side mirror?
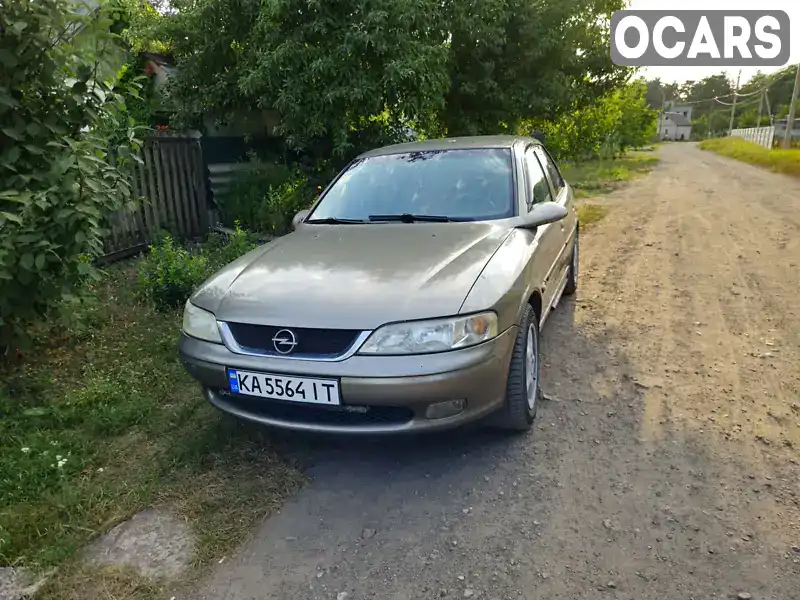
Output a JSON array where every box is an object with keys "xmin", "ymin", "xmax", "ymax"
[
  {"xmin": 292, "ymin": 209, "xmax": 310, "ymax": 230},
  {"xmin": 514, "ymin": 201, "xmax": 567, "ymax": 229}
]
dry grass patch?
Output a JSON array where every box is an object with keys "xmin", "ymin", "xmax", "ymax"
[{"xmin": 576, "ymin": 203, "xmax": 609, "ymax": 227}]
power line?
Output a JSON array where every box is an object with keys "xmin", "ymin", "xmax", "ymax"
[
  {"xmin": 713, "ymin": 95, "xmax": 763, "ymax": 107},
  {"xmin": 660, "ymin": 67, "xmax": 794, "ymax": 106}
]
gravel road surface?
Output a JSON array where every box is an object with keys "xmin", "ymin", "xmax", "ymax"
[{"xmin": 199, "ymin": 143, "xmax": 800, "ymax": 600}]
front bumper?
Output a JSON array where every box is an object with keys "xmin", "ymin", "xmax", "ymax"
[{"xmin": 179, "ymin": 327, "xmax": 516, "ymax": 434}]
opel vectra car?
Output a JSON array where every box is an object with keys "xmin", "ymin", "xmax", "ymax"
[{"xmin": 179, "ymin": 136, "xmax": 578, "ymax": 434}]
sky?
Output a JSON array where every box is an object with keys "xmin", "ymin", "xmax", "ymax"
[{"xmin": 626, "ymin": 0, "xmax": 800, "ymax": 84}]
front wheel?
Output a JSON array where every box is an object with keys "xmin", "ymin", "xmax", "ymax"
[
  {"xmin": 563, "ymin": 226, "xmax": 579, "ymax": 296},
  {"xmin": 495, "ymin": 304, "xmax": 540, "ymax": 431}
]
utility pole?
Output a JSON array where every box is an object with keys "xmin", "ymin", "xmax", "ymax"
[
  {"xmin": 707, "ymin": 99, "xmax": 714, "ymax": 138},
  {"xmin": 757, "ymin": 89, "xmax": 764, "ymax": 128},
  {"xmin": 729, "ymin": 69, "xmax": 741, "ymax": 134},
  {"xmin": 765, "ymin": 90, "xmax": 774, "ymax": 126},
  {"xmin": 782, "ymin": 62, "xmax": 800, "ymax": 149}
]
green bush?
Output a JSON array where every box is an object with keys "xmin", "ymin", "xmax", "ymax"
[
  {"xmin": 0, "ymin": 0, "xmax": 142, "ymax": 349},
  {"xmin": 138, "ymin": 227, "xmax": 264, "ymax": 310},
  {"xmin": 137, "ymin": 234, "xmax": 209, "ymax": 309},
  {"xmin": 523, "ymin": 81, "xmax": 656, "ymax": 162},
  {"xmin": 220, "ymin": 163, "xmax": 316, "ymax": 236},
  {"xmin": 203, "ymin": 222, "xmax": 259, "ymax": 270}
]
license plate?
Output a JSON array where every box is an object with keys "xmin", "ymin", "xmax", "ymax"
[{"xmin": 227, "ymin": 369, "xmax": 341, "ymax": 405}]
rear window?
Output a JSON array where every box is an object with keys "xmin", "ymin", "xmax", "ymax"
[{"xmin": 309, "ymin": 148, "xmax": 515, "ymax": 222}]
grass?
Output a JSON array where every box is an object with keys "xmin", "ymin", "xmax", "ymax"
[
  {"xmin": 560, "ymin": 149, "xmax": 660, "ymax": 228},
  {"xmin": 561, "ymin": 150, "xmax": 660, "ymax": 199},
  {"xmin": 0, "ymin": 263, "xmax": 306, "ymax": 598},
  {"xmin": 699, "ymin": 137, "xmax": 800, "ymax": 178},
  {"xmin": 36, "ymin": 565, "xmax": 163, "ymax": 600},
  {"xmin": 575, "ymin": 203, "xmax": 609, "ymax": 227}
]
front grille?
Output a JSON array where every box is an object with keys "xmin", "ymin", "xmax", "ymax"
[
  {"xmin": 225, "ymin": 322, "xmax": 360, "ymax": 357},
  {"xmin": 222, "ymin": 393, "xmax": 414, "ymax": 426}
]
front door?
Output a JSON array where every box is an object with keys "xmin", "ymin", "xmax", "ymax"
[
  {"xmin": 522, "ymin": 145, "xmax": 564, "ymax": 312},
  {"xmin": 534, "ymin": 145, "xmax": 577, "ymax": 286}
]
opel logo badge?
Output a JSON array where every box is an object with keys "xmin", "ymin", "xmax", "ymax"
[{"xmin": 271, "ymin": 329, "xmax": 298, "ymax": 355}]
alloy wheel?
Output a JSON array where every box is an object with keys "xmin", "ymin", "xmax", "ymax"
[{"xmin": 525, "ymin": 323, "xmax": 539, "ymax": 411}]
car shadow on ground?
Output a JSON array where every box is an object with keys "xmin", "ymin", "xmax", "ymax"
[{"xmin": 245, "ymin": 296, "xmax": 591, "ymax": 478}]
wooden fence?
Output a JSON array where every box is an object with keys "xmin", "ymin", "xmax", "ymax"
[{"xmin": 103, "ymin": 135, "xmax": 213, "ymax": 260}]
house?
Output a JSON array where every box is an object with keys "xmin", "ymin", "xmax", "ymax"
[
  {"xmin": 658, "ymin": 102, "xmax": 693, "ymax": 141},
  {"xmin": 660, "ymin": 111, "xmax": 692, "ymax": 141},
  {"xmin": 665, "ymin": 102, "xmax": 693, "ymax": 121}
]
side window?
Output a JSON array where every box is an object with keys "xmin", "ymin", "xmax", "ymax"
[
  {"xmin": 536, "ymin": 147, "xmax": 564, "ymax": 197},
  {"xmin": 524, "ymin": 148, "xmax": 552, "ymax": 211}
]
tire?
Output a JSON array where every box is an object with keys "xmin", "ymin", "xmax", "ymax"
[
  {"xmin": 495, "ymin": 304, "xmax": 540, "ymax": 431},
  {"xmin": 563, "ymin": 226, "xmax": 579, "ymax": 296}
]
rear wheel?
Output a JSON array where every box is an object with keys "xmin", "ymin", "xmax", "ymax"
[
  {"xmin": 564, "ymin": 226, "xmax": 579, "ymax": 296},
  {"xmin": 495, "ymin": 304, "xmax": 540, "ymax": 431}
]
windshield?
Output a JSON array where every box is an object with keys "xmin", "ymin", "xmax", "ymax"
[{"xmin": 308, "ymin": 148, "xmax": 515, "ymax": 222}]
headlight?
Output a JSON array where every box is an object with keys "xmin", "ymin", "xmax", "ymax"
[
  {"xmin": 359, "ymin": 312, "xmax": 498, "ymax": 355},
  {"xmin": 182, "ymin": 300, "xmax": 222, "ymax": 343}
]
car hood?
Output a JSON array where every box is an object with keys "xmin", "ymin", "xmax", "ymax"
[{"xmin": 191, "ymin": 223, "xmax": 512, "ymax": 330}]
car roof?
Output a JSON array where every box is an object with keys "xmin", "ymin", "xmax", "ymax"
[{"xmin": 357, "ymin": 135, "xmax": 538, "ymax": 158}]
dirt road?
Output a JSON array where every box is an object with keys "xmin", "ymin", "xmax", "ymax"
[{"xmin": 199, "ymin": 143, "xmax": 800, "ymax": 600}]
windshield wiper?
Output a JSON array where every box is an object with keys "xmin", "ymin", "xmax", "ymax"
[
  {"xmin": 368, "ymin": 213, "xmax": 451, "ymax": 223},
  {"xmin": 304, "ymin": 217, "xmax": 366, "ymax": 224}
]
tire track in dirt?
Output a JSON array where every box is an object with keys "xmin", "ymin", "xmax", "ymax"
[{"xmin": 565, "ymin": 144, "xmax": 800, "ymax": 593}]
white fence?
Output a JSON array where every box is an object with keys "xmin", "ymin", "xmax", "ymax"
[{"xmin": 730, "ymin": 126, "xmax": 775, "ymax": 149}]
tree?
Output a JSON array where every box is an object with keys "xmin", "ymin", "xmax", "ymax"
[
  {"xmin": 738, "ymin": 65, "xmax": 799, "ymax": 119},
  {"xmin": 615, "ymin": 80, "xmax": 657, "ymax": 152},
  {"xmin": 681, "ymin": 74, "xmax": 732, "ymax": 125},
  {"xmin": 645, "ymin": 78, "xmax": 681, "ymax": 109},
  {"xmin": 156, "ymin": 0, "xmax": 628, "ymax": 161},
  {"xmin": 0, "ymin": 0, "xmax": 142, "ymax": 347},
  {"xmin": 524, "ymin": 80, "xmax": 656, "ymax": 161},
  {"xmin": 441, "ymin": 0, "xmax": 629, "ymax": 135}
]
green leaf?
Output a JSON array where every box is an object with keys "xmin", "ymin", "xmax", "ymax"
[
  {"xmin": 35, "ymin": 254, "xmax": 45, "ymax": 269},
  {"xmin": 0, "ymin": 190, "xmax": 21, "ymax": 199},
  {"xmin": 23, "ymin": 407, "xmax": 48, "ymax": 417},
  {"xmin": 76, "ymin": 64, "xmax": 93, "ymax": 82},
  {"xmin": 3, "ymin": 145, "xmax": 21, "ymax": 165},
  {"xmin": 0, "ymin": 91, "xmax": 19, "ymax": 109},
  {"xmin": 0, "ymin": 49, "xmax": 18, "ymax": 69},
  {"xmin": 0, "ymin": 211, "xmax": 22, "ymax": 224},
  {"xmin": 1, "ymin": 126, "xmax": 23, "ymax": 141},
  {"xmin": 19, "ymin": 253, "xmax": 34, "ymax": 270},
  {"xmin": 14, "ymin": 233, "xmax": 41, "ymax": 243},
  {"xmin": 77, "ymin": 204, "xmax": 101, "ymax": 217},
  {"xmin": 55, "ymin": 208, "xmax": 74, "ymax": 221}
]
